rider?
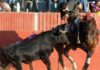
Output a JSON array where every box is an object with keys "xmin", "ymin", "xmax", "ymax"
[{"xmin": 59, "ymin": 2, "xmax": 82, "ymax": 50}]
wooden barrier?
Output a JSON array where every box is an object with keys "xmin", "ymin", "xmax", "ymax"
[
  {"xmin": 0, "ymin": 12, "xmax": 34, "ymax": 32},
  {"xmin": 0, "ymin": 12, "xmax": 100, "ymax": 70}
]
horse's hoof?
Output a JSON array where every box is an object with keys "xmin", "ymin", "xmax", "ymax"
[
  {"xmin": 72, "ymin": 66, "xmax": 77, "ymax": 70},
  {"xmin": 72, "ymin": 67, "xmax": 77, "ymax": 70},
  {"xmin": 64, "ymin": 67, "xmax": 67, "ymax": 70},
  {"xmin": 82, "ymin": 67, "xmax": 88, "ymax": 70},
  {"xmin": 0, "ymin": 67, "xmax": 3, "ymax": 70},
  {"xmin": 72, "ymin": 62, "xmax": 77, "ymax": 70}
]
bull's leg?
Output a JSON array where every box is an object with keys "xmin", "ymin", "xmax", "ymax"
[
  {"xmin": 58, "ymin": 50, "xmax": 67, "ymax": 70},
  {"xmin": 58, "ymin": 52, "xmax": 66, "ymax": 70},
  {"xmin": 29, "ymin": 62, "xmax": 33, "ymax": 70},
  {"xmin": 0, "ymin": 67, "xmax": 3, "ymax": 70},
  {"xmin": 41, "ymin": 57, "xmax": 51, "ymax": 70},
  {"xmin": 80, "ymin": 43, "xmax": 93, "ymax": 70},
  {"xmin": 0, "ymin": 61, "xmax": 11, "ymax": 70},
  {"xmin": 64, "ymin": 47, "xmax": 77, "ymax": 70},
  {"xmin": 55, "ymin": 45, "xmax": 67, "ymax": 70},
  {"xmin": 4, "ymin": 64, "xmax": 12, "ymax": 70},
  {"xmin": 12, "ymin": 61, "xmax": 22, "ymax": 70}
]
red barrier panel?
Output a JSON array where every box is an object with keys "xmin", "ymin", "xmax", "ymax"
[
  {"xmin": 0, "ymin": 12, "xmax": 34, "ymax": 32},
  {"xmin": 0, "ymin": 13, "xmax": 100, "ymax": 70}
]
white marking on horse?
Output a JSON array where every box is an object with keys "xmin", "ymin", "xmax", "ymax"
[
  {"xmin": 86, "ymin": 57, "xmax": 91, "ymax": 64},
  {"xmin": 64, "ymin": 66, "xmax": 67, "ymax": 70},
  {"xmin": 73, "ymin": 62, "xmax": 77, "ymax": 69},
  {"xmin": 68, "ymin": 56, "xmax": 74, "ymax": 61},
  {"xmin": 68, "ymin": 56, "xmax": 77, "ymax": 70}
]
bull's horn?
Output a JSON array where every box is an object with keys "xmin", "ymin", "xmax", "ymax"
[{"xmin": 59, "ymin": 30, "xmax": 67, "ymax": 33}]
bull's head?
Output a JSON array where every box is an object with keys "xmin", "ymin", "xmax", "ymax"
[{"xmin": 52, "ymin": 25, "xmax": 70, "ymax": 44}]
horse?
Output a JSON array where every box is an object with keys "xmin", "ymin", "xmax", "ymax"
[
  {"xmin": 78, "ymin": 13, "xmax": 99, "ymax": 70},
  {"xmin": 57, "ymin": 2, "xmax": 100, "ymax": 70},
  {"xmin": 55, "ymin": 12, "xmax": 99, "ymax": 70}
]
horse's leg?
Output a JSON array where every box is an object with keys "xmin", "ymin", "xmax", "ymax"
[
  {"xmin": 41, "ymin": 56, "xmax": 51, "ymax": 70},
  {"xmin": 64, "ymin": 47, "xmax": 77, "ymax": 70},
  {"xmin": 80, "ymin": 43, "xmax": 93, "ymax": 70}
]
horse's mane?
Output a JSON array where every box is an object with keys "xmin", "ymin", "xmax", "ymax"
[{"xmin": 82, "ymin": 15, "xmax": 97, "ymax": 28}]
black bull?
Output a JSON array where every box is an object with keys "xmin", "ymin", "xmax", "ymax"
[{"xmin": 0, "ymin": 24, "xmax": 69, "ymax": 70}]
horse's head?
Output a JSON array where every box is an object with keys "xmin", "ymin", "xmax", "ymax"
[
  {"xmin": 80, "ymin": 13, "xmax": 98, "ymax": 45},
  {"xmin": 82, "ymin": 13, "xmax": 96, "ymax": 32}
]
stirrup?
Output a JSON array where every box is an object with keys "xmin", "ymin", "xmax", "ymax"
[
  {"xmin": 77, "ymin": 36, "xmax": 80, "ymax": 44},
  {"xmin": 77, "ymin": 31, "xmax": 80, "ymax": 44}
]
